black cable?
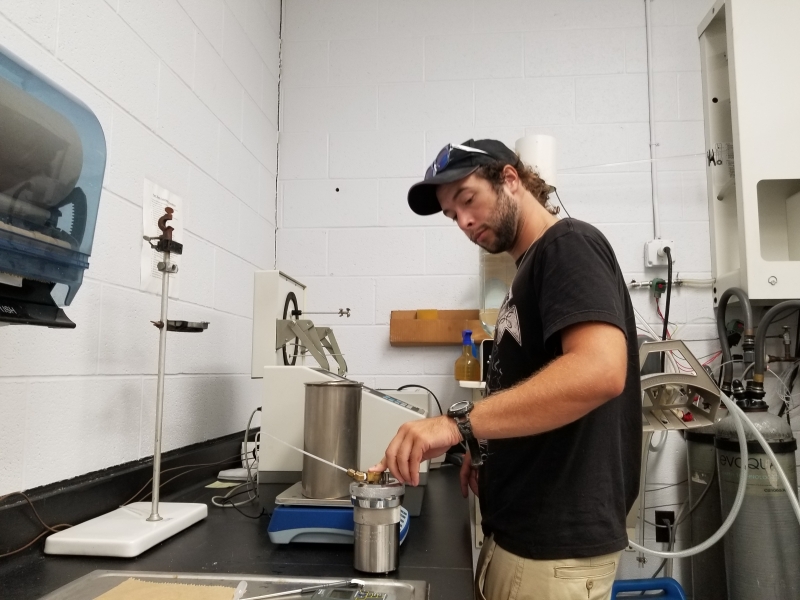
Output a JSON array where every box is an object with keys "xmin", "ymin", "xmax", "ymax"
[
  {"xmin": 397, "ymin": 384, "xmax": 444, "ymax": 415},
  {"xmin": 553, "ymin": 189, "xmax": 571, "ymax": 219},
  {"xmin": 660, "ymin": 247, "xmax": 673, "ymax": 372},
  {"xmin": 217, "ymin": 489, "xmax": 268, "ymax": 520},
  {"xmin": 795, "ymin": 311, "xmax": 800, "ymax": 358},
  {"xmin": 123, "ymin": 453, "xmax": 246, "ymax": 505},
  {"xmin": 648, "ymin": 517, "xmax": 677, "ymax": 582},
  {"xmin": 282, "ymin": 292, "xmax": 299, "ymax": 366}
]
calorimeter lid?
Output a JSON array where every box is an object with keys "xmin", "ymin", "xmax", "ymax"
[{"xmin": 350, "ymin": 480, "xmax": 405, "ymax": 500}]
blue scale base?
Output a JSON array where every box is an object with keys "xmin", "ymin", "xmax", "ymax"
[{"xmin": 267, "ymin": 505, "xmax": 409, "ymax": 545}]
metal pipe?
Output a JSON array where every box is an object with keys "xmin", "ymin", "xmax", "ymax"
[
  {"xmin": 754, "ymin": 301, "xmax": 800, "ymax": 388},
  {"xmin": 716, "ymin": 288, "xmax": 754, "ymax": 392},
  {"xmin": 147, "ymin": 250, "xmax": 170, "ymax": 522},
  {"xmin": 245, "ymin": 580, "xmax": 363, "ymax": 600},
  {"xmin": 644, "ymin": 0, "xmax": 660, "ymax": 239}
]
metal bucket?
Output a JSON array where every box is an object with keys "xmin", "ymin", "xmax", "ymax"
[{"xmin": 302, "ymin": 380, "xmax": 361, "ymax": 499}]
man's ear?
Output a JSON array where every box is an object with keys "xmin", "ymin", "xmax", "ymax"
[{"xmin": 502, "ymin": 164, "xmax": 521, "ymax": 193}]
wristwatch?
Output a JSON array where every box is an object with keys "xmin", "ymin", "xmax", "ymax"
[{"xmin": 447, "ymin": 400, "xmax": 484, "ymax": 467}]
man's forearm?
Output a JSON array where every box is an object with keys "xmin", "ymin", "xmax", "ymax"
[{"xmin": 470, "ymin": 351, "xmax": 624, "ymax": 440}]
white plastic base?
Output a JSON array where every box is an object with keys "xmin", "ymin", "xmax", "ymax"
[{"xmin": 43, "ymin": 502, "xmax": 207, "ymax": 557}]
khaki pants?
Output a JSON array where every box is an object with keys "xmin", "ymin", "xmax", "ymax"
[{"xmin": 475, "ymin": 535, "xmax": 621, "ymax": 600}]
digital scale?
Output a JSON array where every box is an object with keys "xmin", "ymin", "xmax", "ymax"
[{"xmin": 267, "ymin": 482, "xmax": 409, "ymax": 545}]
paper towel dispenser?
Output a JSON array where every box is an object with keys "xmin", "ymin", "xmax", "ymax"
[{"xmin": 0, "ymin": 46, "xmax": 106, "ymax": 327}]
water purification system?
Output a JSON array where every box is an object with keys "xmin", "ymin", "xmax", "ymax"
[{"xmin": 0, "ymin": 46, "xmax": 105, "ymax": 327}]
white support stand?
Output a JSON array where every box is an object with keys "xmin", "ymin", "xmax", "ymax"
[
  {"xmin": 42, "ymin": 502, "xmax": 207, "ymax": 558},
  {"xmin": 45, "ymin": 209, "xmax": 207, "ymax": 557}
]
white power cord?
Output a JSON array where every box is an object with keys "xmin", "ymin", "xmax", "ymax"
[
  {"xmin": 212, "ymin": 407, "xmax": 260, "ymax": 509},
  {"xmin": 629, "ymin": 391, "xmax": 800, "ymax": 559}
]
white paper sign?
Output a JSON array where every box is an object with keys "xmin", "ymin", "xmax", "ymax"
[{"xmin": 140, "ymin": 179, "xmax": 182, "ymax": 298}]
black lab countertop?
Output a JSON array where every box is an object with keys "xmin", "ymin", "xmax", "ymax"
[{"xmin": 0, "ymin": 466, "xmax": 474, "ymax": 600}]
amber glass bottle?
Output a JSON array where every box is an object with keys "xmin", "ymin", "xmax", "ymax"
[{"xmin": 454, "ymin": 330, "xmax": 480, "ymax": 381}]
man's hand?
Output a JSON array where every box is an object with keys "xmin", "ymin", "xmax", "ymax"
[
  {"xmin": 460, "ymin": 452, "xmax": 479, "ymax": 498},
  {"xmin": 370, "ymin": 416, "xmax": 462, "ymax": 486}
]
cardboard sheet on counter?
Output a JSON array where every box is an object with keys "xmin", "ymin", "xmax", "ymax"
[{"xmin": 94, "ymin": 578, "xmax": 233, "ymax": 600}]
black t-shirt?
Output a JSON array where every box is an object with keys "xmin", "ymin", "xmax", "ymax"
[{"xmin": 479, "ymin": 218, "xmax": 642, "ymax": 560}]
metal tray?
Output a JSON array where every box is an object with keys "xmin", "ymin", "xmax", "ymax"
[{"xmin": 38, "ymin": 570, "xmax": 428, "ymax": 600}]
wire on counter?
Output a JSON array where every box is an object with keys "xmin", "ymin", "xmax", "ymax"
[
  {"xmin": 211, "ymin": 407, "xmax": 261, "ymax": 511},
  {"xmin": 123, "ymin": 453, "xmax": 247, "ymax": 506},
  {"xmin": 0, "ymin": 491, "xmax": 72, "ymax": 559}
]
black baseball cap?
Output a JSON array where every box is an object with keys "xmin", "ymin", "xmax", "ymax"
[{"xmin": 407, "ymin": 139, "xmax": 518, "ymax": 216}]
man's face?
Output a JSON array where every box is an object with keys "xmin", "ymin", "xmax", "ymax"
[{"xmin": 436, "ymin": 173, "xmax": 519, "ymax": 254}]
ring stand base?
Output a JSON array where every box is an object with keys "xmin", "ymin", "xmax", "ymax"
[{"xmin": 43, "ymin": 502, "xmax": 207, "ymax": 558}]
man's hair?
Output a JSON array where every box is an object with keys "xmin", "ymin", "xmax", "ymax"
[{"xmin": 475, "ymin": 160, "xmax": 559, "ymax": 215}]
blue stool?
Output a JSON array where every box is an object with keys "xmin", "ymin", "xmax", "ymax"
[{"xmin": 611, "ymin": 577, "xmax": 687, "ymax": 599}]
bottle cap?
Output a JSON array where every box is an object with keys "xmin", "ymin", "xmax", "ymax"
[{"xmin": 462, "ymin": 330, "xmax": 473, "ymax": 346}]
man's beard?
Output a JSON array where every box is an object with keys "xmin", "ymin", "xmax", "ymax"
[{"xmin": 479, "ymin": 189, "xmax": 519, "ymax": 254}]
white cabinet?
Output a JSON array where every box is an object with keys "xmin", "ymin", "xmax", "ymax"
[{"xmin": 699, "ymin": 0, "xmax": 800, "ymax": 303}]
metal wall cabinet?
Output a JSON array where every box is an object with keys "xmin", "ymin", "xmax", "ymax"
[{"xmin": 699, "ymin": 0, "xmax": 800, "ymax": 304}]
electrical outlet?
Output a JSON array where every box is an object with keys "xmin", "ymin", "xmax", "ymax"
[
  {"xmin": 644, "ymin": 239, "xmax": 675, "ymax": 268},
  {"xmin": 654, "ymin": 510, "xmax": 675, "ymax": 543}
]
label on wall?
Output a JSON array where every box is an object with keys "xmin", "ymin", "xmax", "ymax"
[{"xmin": 140, "ymin": 178, "xmax": 183, "ymax": 298}]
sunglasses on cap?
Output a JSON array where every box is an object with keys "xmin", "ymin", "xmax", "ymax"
[{"xmin": 424, "ymin": 144, "xmax": 490, "ymax": 180}]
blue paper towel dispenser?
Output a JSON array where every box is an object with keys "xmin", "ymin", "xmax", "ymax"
[{"xmin": 0, "ymin": 46, "xmax": 106, "ymax": 328}]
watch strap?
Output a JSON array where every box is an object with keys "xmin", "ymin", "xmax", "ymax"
[{"xmin": 455, "ymin": 418, "xmax": 483, "ymax": 467}]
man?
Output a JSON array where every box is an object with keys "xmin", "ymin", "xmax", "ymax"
[{"xmin": 371, "ymin": 140, "xmax": 642, "ymax": 600}]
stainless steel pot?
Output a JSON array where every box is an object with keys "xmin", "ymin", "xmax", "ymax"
[{"xmin": 302, "ymin": 380, "xmax": 361, "ymax": 499}]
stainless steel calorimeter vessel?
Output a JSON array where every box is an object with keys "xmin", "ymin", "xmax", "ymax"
[
  {"xmin": 350, "ymin": 477, "xmax": 405, "ymax": 573},
  {"xmin": 302, "ymin": 380, "xmax": 361, "ymax": 499}
]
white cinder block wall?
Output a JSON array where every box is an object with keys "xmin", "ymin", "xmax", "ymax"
[
  {"xmin": 0, "ymin": 0, "xmax": 280, "ymax": 494},
  {"xmin": 274, "ymin": 0, "xmax": 740, "ymax": 591}
]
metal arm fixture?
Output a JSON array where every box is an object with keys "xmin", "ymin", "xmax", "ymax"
[
  {"xmin": 275, "ymin": 319, "xmax": 348, "ymax": 376},
  {"xmin": 639, "ymin": 339, "xmax": 721, "ymax": 432}
]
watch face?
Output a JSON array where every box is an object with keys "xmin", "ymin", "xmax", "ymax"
[{"xmin": 448, "ymin": 400, "xmax": 471, "ymax": 416}]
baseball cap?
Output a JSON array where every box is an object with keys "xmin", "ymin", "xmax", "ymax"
[{"xmin": 407, "ymin": 139, "xmax": 518, "ymax": 216}]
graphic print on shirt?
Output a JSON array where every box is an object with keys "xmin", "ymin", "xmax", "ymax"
[
  {"xmin": 487, "ymin": 288, "xmax": 521, "ymax": 394},
  {"xmin": 495, "ymin": 287, "xmax": 521, "ymax": 347}
]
